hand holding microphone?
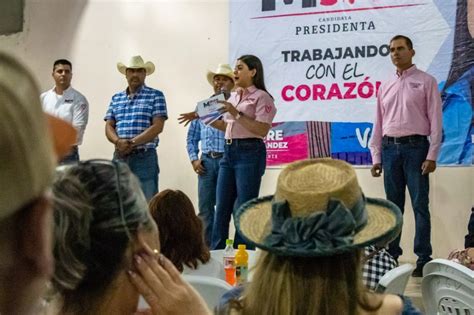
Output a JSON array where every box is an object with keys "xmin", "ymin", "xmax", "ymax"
[
  {"xmin": 219, "ymin": 86, "xmax": 231, "ymax": 100},
  {"xmin": 213, "ymin": 86, "xmax": 230, "ymax": 100}
]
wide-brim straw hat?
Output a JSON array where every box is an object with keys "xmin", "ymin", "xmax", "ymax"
[
  {"xmin": 206, "ymin": 64, "xmax": 234, "ymax": 86},
  {"xmin": 117, "ymin": 55, "xmax": 155, "ymax": 76},
  {"xmin": 235, "ymin": 158, "xmax": 403, "ymax": 256}
]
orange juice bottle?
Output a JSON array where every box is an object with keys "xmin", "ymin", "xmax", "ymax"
[
  {"xmin": 235, "ymin": 244, "xmax": 249, "ymax": 285},
  {"xmin": 223, "ymin": 239, "xmax": 236, "ymax": 285}
]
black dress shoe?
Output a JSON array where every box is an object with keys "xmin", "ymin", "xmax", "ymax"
[{"xmin": 412, "ymin": 265, "xmax": 424, "ymax": 277}]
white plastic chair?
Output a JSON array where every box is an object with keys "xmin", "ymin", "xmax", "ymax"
[
  {"xmin": 182, "ymin": 256, "xmax": 225, "ymax": 280},
  {"xmin": 422, "ymin": 259, "xmax": 474, "ymax": 315},
  {"xmin": 209, "ymin": 249, "xmax": 225, "ymax": 265},
  {"xmin": 374, "ymin": 263, "xmax": 414, "ymax": 295},
  {"xmin": 183, "ymin": 275, "xmax": 233, "ymax": 310},
  {"xmin": 136, "ymin": 264, "xmax": 229, "ymax": 311}
]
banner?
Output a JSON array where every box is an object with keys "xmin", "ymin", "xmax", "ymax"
[{"xmin": 230, "ymin": 0, "xmax": 473, "ymax": 166}]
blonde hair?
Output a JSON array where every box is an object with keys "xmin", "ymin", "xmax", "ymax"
[{"xmin": 229, "ymin": 250, "xmax": 382, "ymax": 315}]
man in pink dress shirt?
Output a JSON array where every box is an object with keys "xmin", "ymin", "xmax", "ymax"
[{"xmin": 369, "ymin": 35, "xmax": 442, "ymax": 277}]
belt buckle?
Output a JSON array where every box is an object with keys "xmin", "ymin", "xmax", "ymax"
[
  {"xmin": 394, "ymin": 137, "xmax": 402, "ymax": 144},
  {"xmin": 209, "ymin": 152, "xmax": 219, "ymax": 159},
  {"xmin": 226, "ymin": 139, "xmax": 232, "ymax": 145}
]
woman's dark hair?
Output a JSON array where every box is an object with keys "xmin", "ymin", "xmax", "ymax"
[
  {"xmin": 238, "ymin": 54, "xmax": 274, "ymax": 99},
  {"xmin": 51, "ymin": 161, "xmax": 152, "ymax": 314},
  {"xmin": 149, "ymin": 189, "xmax": 210, "ymax": 272}
]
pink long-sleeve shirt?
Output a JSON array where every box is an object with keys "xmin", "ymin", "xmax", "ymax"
[
  {"xmin": 224, "ymin": 85, "xmax": 276, "ymax": 139},
  {"xmin": 369, "ymin": 65, "xmax": 442, "ymax": 164}
]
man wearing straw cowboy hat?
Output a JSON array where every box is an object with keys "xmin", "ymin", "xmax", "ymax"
[
  {"xmin": 105, "ymin": 55, "xmax": 168, "ymax": 200},
  {"xmin": 186, "ymin": 64, "xmax": 234, "ymax": 246}
]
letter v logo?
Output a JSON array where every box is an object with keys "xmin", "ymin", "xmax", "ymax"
[{"xmin": 355, "ymin": 127, "xmax": 370, "ymax": 148}]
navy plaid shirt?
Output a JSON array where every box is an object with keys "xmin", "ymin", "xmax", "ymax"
[
  {"xmin": 105, "ymin": 85, "xmax": 167, "ymax": 149},
  {"xmin": 186, "ymin": 119, "xmax": 225, "ymax": 161}
]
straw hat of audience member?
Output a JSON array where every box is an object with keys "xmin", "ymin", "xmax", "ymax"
[
  {"xmin": 0, "ymin": 52, "xmax": 76, "ymax": 219},
  {"xmin": 117, "ymin": 55, "xmax": 155, "ymax": 76},
  {"xmin": 206, "ymin": 64, "xmax": 234, "ymax": 86},
  {"xmin": 235, "ymin": 158, "xmax": 403, "ymax": 257}
]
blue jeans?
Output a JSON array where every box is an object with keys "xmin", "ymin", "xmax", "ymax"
[
  {"xmin": 114, "ymin": 149, "xmax": 159, "ymax": 201},
  {"xmin": 211, "ymin": 139, "xmax": 267, "ymax": 250},
  {"xmin": 59, "ymin": 146, "xmax": 79, "ymax": 164},
  {"xmin": 198, "ymin": 154, "xmax": 222, "ymax": 247},
  {"xmin": 382, "ymin": 137, "xmax": 432, "ymax": 266}
]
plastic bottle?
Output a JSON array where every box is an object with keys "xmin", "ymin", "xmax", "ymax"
[
  {"xmin": 235, "ymin": 244, "xmax": 249, "ymax": 285},
  {"xmin": 223, "ymin": 239, "xmax": 236, "ymax": 286}
]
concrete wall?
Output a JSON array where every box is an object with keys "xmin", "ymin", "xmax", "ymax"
[
  {"xmin": 0, "ymin": 0, "xmax": 23, "ymax": 35},
  {"xmin": 1, "ymin": 0, "xmax": 472, "ymax": 262}
]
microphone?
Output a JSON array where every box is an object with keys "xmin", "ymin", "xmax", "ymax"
[{"xmin": 219, "ymin": 87, "xmax": 231, "ymax": 100}]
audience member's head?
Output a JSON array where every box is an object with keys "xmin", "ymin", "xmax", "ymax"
[
  {"xmin": 149, "ymin": 189, "xmax": 210, "ymax": 272},
  {"xmin": 0, "ymin": 52, "xmax": 76, "ymax": 315},
  {"xmin": 50, "ymin": 160, "xmax": 159, "ymax": 314},
  {"xmin": 230, "ymin": 158, "xmax": 403, "ymax": 314}
]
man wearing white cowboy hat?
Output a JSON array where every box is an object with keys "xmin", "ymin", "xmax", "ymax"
[
  {"xmin": 105, "ymin": 55, "xmax": 168, "ymax": 200},
  {"xmin": 186, "ymin": 64, "xmax": 234, "ymax": 246}
]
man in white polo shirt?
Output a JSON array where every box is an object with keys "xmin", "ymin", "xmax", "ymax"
[{"xmin": 41, "ymin": 59, "xmax": 89, "ymax": 163}]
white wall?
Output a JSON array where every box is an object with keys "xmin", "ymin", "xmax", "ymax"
[{"xmin": 1, "ymin": 0, "xmax": 472, "ymax": 262}]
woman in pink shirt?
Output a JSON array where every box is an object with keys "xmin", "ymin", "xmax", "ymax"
[{"xmin": 209, "ymin": 55, "xmax": 277, "ymax": 249}]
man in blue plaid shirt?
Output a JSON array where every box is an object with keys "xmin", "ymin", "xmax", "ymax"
[
  {"xmin": 105, "ymin": 56, "xmax": 167, "ymax": 200},
  {"xmin": 186, "ymin": 64, "xmax": 234, "ymax": 245}
]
